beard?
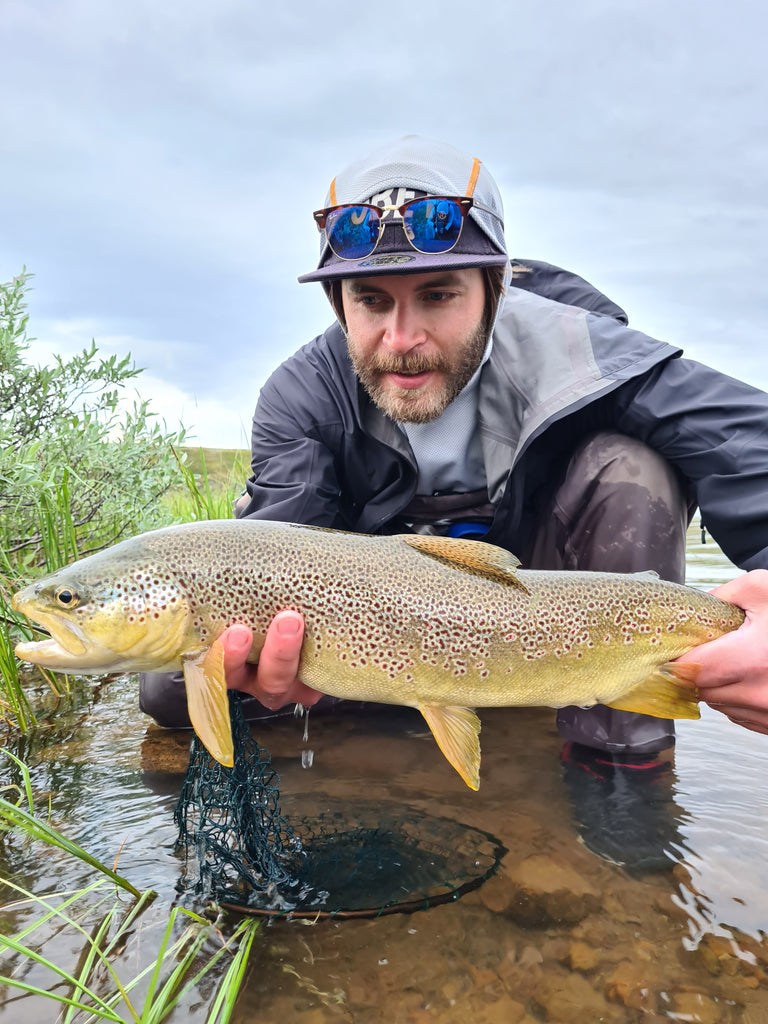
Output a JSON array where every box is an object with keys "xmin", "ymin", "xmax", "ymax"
[{"xmin": 348, "ymin": 323, "xmax": 489, "ymax": 424}]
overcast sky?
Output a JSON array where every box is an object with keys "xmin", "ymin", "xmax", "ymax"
[{"xmin": 2, "ymin": 0, "xmax": 767, "ymax": 449}]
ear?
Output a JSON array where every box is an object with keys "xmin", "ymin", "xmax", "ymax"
[{"xmin": 326, "ymin": 280, "xmax": 347, "ymax": 331}]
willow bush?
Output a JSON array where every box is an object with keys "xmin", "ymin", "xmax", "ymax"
[
  {"xmin": 0, "ymin": 271, "xmax": 184, "ymax": 575},
  {"xmin": 0, "ymin": 270, "xmax": 185, "ymax": 727}
]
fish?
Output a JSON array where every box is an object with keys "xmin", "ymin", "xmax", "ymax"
[{"xmin": 12, "ymin": 519, "xmax": 745, "ymax": 789}]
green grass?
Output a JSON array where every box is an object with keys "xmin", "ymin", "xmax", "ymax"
[
  {"xmin": 0, "ymin": 748, "xmax": 260, "ymax": 1022},
  {"xmin": 0, "ymin": 879, "xmax": 259, "ymax": 1023},
  {"xmin": 164, "ymin": 447, "xmax": 250, "ymax": 522}
]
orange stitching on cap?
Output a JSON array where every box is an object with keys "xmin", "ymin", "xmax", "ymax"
[
  {"xmin": 329, "ymin": 177, "xmax": 338, "ymax": 205},
  {"xmin": 466, "ymin": 158, "xmax": 481, "ymax": 198}
]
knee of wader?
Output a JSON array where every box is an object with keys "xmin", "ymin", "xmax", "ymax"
[
  {"xmin": 574, "ymin": 432, "xmax": 690, "ymax": 510},
  {"xmin": 139, "ymin": 671, "xmax": 192, "ymax": 729},
  {"xmin": 556, "ymin": 705, "xmax": 676, "ymax": 755}
]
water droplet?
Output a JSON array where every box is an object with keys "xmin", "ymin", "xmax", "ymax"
[{"xmin": 301, "ymin": 749, "xmax": 314, "ymax": 769}]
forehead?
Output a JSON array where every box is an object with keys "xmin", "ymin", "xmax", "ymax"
[{"xmin": 342, "ymin": 269, "xmax": 482, "ymax": 294}]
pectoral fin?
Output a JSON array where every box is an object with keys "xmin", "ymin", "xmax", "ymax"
[
  {"xmin": 606, "ymin": 662, "xmax": 701, "ymax": 720},
  {"xmin": 182, "ymin": 638, "xmax": 234, "ymax": 767},
  {"xmin": 419, "ymin": 704, "xmax": 482, "ymax": 790}
]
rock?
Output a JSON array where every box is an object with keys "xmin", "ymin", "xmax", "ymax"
[
  {"xmin": 495, "ymin": 955, "xmax": 544, "ymax": 1002},
  {"xmin": 532, "ymin": 971, "xmax": 624, "ymax": 1024},
  {"xmin": 478, "ymin": 871, "xmax": 513, "ymax": 914},
  {"xmin": 518, "ymin": 945, "xmax": 544, "ymax": 968},
  {"xmin": 632, "ymin": 939, "xmax": 657, "ymax": 963},
  {"xmin": 568, "ymin": 940, "xmax": 599, "ymax": 972},
  {"xmin": 502, "ymin": 854, "xmax": 601, "ymax": 928},
  {"xmin": 671, "ymin": 990, "xmax": 722, "ymax": 1023},
  {"xmin": 437, "ymin": 1000, "xmax": 529, "ymax": 1024},
  {"xmin": 605, "ymin": 959, "xmax": 657, "ymax": 1013},
  {"xmin": 696, "ymin": 941, "xmax": 724, "ymax": 977},
  {"xmin": 735, "ymin": 975, "xmax": 761, "ymax": 990}
]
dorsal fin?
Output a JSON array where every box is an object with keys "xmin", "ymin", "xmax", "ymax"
[{"xmin": 401, "ymin": 535, "xmax": 529, "ymax": 591}]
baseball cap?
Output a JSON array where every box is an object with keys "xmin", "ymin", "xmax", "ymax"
[{"xmin": 298, "ymin": 136, "xmax": 509, "ymax": 284}]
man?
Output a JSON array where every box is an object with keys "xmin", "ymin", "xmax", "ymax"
[{"xmin": 142, "ymin": 135, "xmax": 768, "ymax": 754}]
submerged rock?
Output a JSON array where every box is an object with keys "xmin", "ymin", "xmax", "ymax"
[{"xmin": 501, "ymin": 854, "xmax": 601, "ymax": 928}]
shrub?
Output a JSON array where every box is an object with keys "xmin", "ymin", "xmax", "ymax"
[
  {"xmin": 0, "ymin": 269, "xmax": 185, "ymax": 727},
  {"xmin": 0, "ymin": 270, "xmax": 183, "ymax": 577}
]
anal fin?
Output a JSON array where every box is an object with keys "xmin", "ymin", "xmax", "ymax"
[
  {"xmin": 182, "ymin": 637, "xmax": 234, "ymax": 767},
  {"xmin": 419, "ymin": 704, "xmax": 482, "ymax": 790}
]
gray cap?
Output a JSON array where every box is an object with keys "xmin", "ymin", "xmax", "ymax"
[{"xmin": 298, "ymin": 136, "xmax": 509, "ymax": 284}]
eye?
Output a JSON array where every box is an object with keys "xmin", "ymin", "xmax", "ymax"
[{"xmin": 54, "ymin": 587, "xmax": 79, "ymax": 608}]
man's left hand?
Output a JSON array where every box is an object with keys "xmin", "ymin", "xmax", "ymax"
[{"xmin": 677, "ymin": 569, "xmax": 768, "ymax": 734}]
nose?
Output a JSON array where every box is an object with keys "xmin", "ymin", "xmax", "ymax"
[{"xmin": 381, "ymin": 301, "xmax": 427, "ymax": 355}]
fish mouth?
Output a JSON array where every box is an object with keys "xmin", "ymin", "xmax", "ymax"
[
  {"xmin": 14, "ymin": 635, "xmax": 85, "ymax": 665},
  {"xmin": 12, "ymin": 602, "xmax": 90, "ymax": 665}
]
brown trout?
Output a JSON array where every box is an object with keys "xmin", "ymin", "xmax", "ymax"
[{"xmin": 12, "ymin": 519, "xmax": 744, "ymax": 789}]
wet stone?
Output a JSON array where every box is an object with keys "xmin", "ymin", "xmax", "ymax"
[
  {"xmin": 735, "ymin": 975, "xmax": 761, "ymax": 990},
  {"xmin": 671, "ymin": 990, "xmax": 723, "ymax": 1023},
  {"xmin": 502, "ymin": 854, "xmax": 601, "ymax": 928},
  {"xmin": 433, "ymin": 999, "xmax": 533, "ymax": 1024},
  {"xmin": 478, "ymin": 871, "xmax": 513, "ymax": 914},
  {"xmin": 495, "ymin": 954, "xmax": 544, "ymax": 1002},
  {"xmin": 567, "ymin": 939, "xmax": 599, "ymax": 972},
  {"xmin": 604, "ymin": 959, "xmax": 657, "ymax": 1013},
  {"xmin": 532, "ymin": 971, "xmax": 624, "ymax": 1024},
  {"xmin": 725, "ymin": 926, "xmax": 768, "ymax": 967},
  {"xmin": 632, "ymin": 939, "xmax": 658, "ymax": 963}
]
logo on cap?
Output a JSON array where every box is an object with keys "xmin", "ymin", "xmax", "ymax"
[{"xmin": 359, "ymin": 254, "xmax": 416, "ymax": 268}]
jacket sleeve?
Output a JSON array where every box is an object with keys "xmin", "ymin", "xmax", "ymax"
[
  {"xmin": 610, "ymin": 356, "xmax": 768, "ymax": 570},
  {"xmin": 237, "ymin": 352, "xmax": 346, "ymax": 528}
]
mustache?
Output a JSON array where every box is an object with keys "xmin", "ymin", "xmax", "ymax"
[{"xmin": 367, "ymin": 352, "xmax": 445, "ymax": 375}]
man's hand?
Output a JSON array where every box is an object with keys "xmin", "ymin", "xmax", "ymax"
[
  {"xmin": 677, "ymin": 570, "xmax": 768, "ymax": 734},
  {"xmin": 219, "ymin": 612, "xmax": 321, "ymax": 710}
]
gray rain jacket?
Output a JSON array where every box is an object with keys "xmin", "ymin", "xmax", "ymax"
[{"xmin": 239, "ymin": 260, "xmax": 768, "ymax": 572}]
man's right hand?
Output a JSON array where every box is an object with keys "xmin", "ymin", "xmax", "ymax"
[{"xmin": 219, "ymin": 612, "xmax": 321, "ymax": 709}]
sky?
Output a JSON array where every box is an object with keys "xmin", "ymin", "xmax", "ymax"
[{"xmin": 2, "ymin": 0, "xmax": 767, "ymax": 450}]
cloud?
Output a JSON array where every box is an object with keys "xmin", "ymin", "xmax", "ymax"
[
  {"xmin": 27, "ymin": 316, "xmax": 256, "ymax": 449},
  {"xmin": 3, "ymin": 0, "xmax": 768, "ymax": 445}
]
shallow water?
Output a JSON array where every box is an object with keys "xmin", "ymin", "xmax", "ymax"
[{"xmin": 2, "ymin": 524, "xmax": 768, "ymax": 1022}]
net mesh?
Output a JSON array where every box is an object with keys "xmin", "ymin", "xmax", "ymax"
[{"xmin": 174, "ymin": 694, "xmax": 506, "ymax": 918}]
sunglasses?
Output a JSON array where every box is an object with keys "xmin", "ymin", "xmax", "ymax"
[{"xmin": 313, "ymin": 196, "xmax": 486, "ymax": 261}]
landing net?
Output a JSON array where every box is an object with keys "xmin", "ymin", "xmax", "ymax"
[{"xmin": 174, "ymin": 694, "xmax": 506, "ymax": 919}]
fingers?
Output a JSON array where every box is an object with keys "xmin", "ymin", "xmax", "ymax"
[
  {"xmin": 709, "ymin": 569, "xmax": 768, "ymax": 609},
  {"xmin": 707, "ymin": 701, "xmax": 768, "ymax": 735},
  {"xmin": 220, "ymin": 614, "xmax": 322, "ymax": 710},
  {"xmin": 220, "ymin": 623, "xmax": 255, "ymax": 692},
  {"xmin": 256, "ymin": 611, "xmax": 307, "ymax": 708},
  {"xmin": 680, "ymin": 571, "xmax": 768, "ymax": 733}
]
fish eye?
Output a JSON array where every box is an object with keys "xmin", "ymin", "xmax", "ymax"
[{"xmin": 54, "ymin": 587, "xmax": 79, "ymax": 608}]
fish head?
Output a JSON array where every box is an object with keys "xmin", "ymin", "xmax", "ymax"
[{"xmin": 12, "ymin": 549, "xmax": 193, "ymax": 674}]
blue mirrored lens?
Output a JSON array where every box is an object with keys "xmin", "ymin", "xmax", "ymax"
[
  {"xmin": 403, "ymin": 199, "xmax": 463, "ymax": 253},
  {"xmin": 325, "ymin": 206, "xmax": 381, "ymax": 259}
]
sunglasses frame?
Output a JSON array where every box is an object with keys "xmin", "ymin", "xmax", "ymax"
[{"xmin": 313, "ymin": 196, "xmax": 477, "ymax": 261}]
